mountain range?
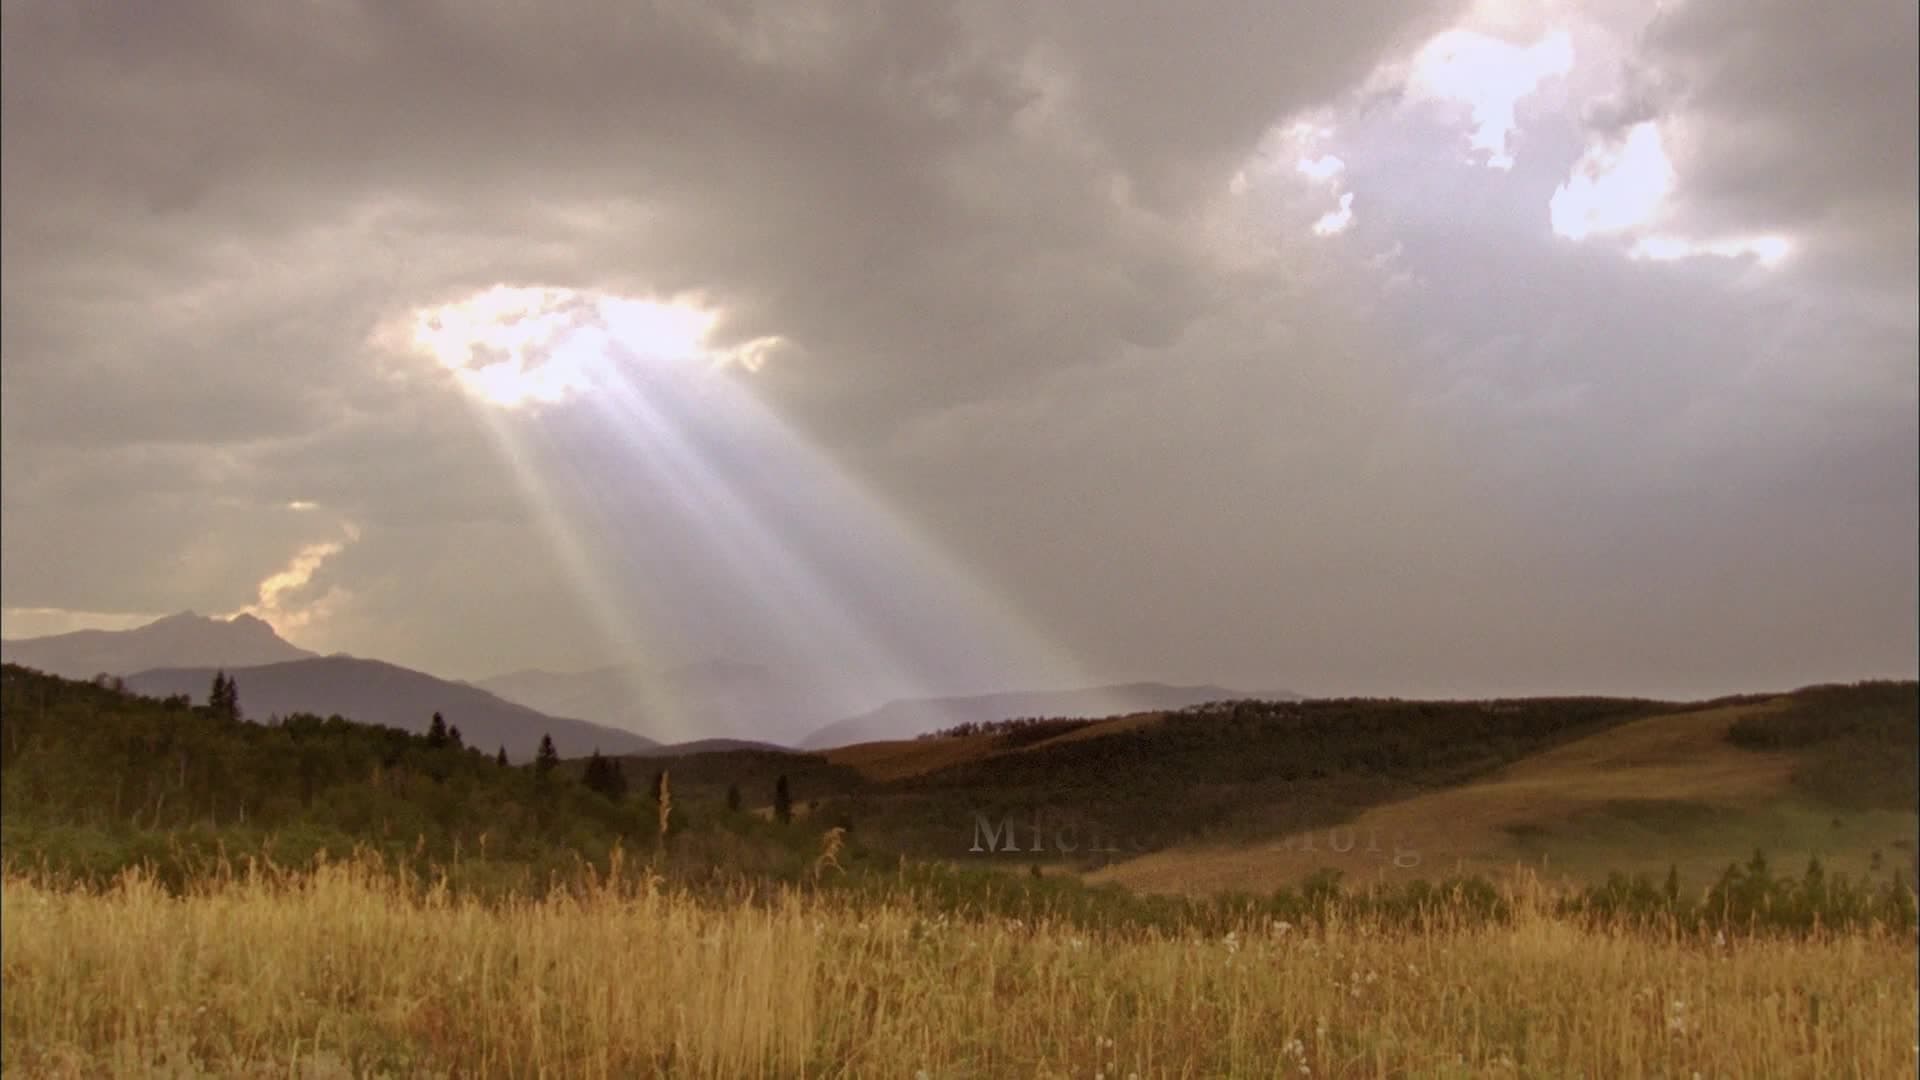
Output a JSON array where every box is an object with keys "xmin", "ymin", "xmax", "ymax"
[
  {"xmin": 2, "ymin": 613, "xmax": 1283, "ymax": 753},
  {"xmin": 473, "ymin": 659, "xmax": 860, "ymax": 746}
]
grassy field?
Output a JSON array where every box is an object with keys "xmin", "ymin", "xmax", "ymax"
[
  {"xmin": 4, "ymin": 669, "xmax": 1914, "ymax": 1074},
  {"xmin": 4, "ymin": 855, "xmax": 1917, "ymax": 1078}
]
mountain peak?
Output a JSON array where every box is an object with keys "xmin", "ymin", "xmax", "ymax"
[{"xmin": 2, "ymin": 609, "xmax": 316, "ymax": 680}]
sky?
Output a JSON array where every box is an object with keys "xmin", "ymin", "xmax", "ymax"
[{"xmin": 3, "ymin": 0, "xmax": 1915, "ymax": 708}]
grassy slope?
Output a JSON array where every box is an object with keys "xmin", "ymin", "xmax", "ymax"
[{"xmin": 1091, "ymin": 691, "xmax": 1920, "ymax": 895}]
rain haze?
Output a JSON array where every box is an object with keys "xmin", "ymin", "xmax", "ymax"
[{"xmin": 4, "ymin": 0, "xmax": 1915, "ymax": 743}]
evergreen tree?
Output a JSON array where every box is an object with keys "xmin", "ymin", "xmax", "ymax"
[
  {"xmin": 496, "ymin": 746, "xmax": 509, "ymax": 767},
  {"xmin": 535, "ymin": 734, "xmax": 559, "ymax": 775},
  {"xmin": 208, "ymin": 671, "xmax": 234, "ymax": 721},
  {"xmin": 726, "ymin": 783, "xmax": 742, "ymax": 813},
  {"xmin": 207, "ymin": 671, "xmax": 241, "ymax": 723},
  {"xmin": 427, "ymin": 712, "xmax": 449, "ymax": 749},
  {"xmin": 583, "ymin": 750, "xmax": 624, "ymax": 799},
  {"xmin": 448, "ymin": 724, "xmax": 464, "ymax": 750},
  {"xmin": 774, "ymin": 774, "xmax": 793, "ymax": 824}
]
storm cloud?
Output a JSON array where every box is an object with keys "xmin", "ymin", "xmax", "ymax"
[{"xmin": 3, "ymin": 0, "xmax": 1913, "ymax": 719}]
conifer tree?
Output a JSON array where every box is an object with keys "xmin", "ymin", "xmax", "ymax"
[
  {"xmin": 774, "ymin": 774, "xmax": 793, "ymax": 824},
  {"xmin": 448, "ymin": 724, "xmax": 464, "ymax": 750},
  {"xmin": 726, "ymin": 783, "xmax": 742, "ymax": 813},
  {"xmin": 584, "ymin": 750, "xmax": 620, "ymax": 798},
  {"xmin": 535, "ymin": 734, "xmax": 559, "ymax": 775},
  {"xmin": 496, "ymin": 746, "xmax": 509, "ymax": 767},
  {"xmin": 427, "ymin": 712, "xmax": 449, "ymax": 749},
  {"xmin": 207, "ymin": 671, "xmax": 240, "ymax": 722}
]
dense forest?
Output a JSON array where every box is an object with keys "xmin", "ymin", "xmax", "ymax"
[{"xmin": 0, "ymin": 664, "xmax": 827, "ymax": 889}]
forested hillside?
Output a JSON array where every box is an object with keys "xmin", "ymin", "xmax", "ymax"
[{"xmin": 0, "ymin": 664, "xmax": 813, "ymax": 886}]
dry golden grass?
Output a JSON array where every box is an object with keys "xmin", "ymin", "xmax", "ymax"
[
  {"xmin": 1094, "ymin": 702, "xmax": 1812, "ymax": 896},
  {"xmin": 826, "ymin": 712, "xmax": 1169, "ymax": 784},
  {"xmin": 823, "ymin": 733, "xmax": 1005, "ymax": 782},
  {"xmin": 4, "ymin": 858, "xmax": 1915, "ymax": 1077}
]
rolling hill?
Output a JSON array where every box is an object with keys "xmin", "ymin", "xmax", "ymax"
[
  {"xmin": 1086, "ymin": 686, "xmax": 1920, "ymax": 895},
  {"xmin": 122, "ymin": 655, "xmax": 657, "ymax": 762},
  {"xmin": 798, "ymin": 682, "xmax": 1279, "ymax": 749}
]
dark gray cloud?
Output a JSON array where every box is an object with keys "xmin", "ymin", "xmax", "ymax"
[{"xmin": 2, "ymin": 0, "xmax": 1913, "ymax": 710}]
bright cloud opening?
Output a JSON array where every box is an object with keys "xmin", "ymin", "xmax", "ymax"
[
  {"xmin": 1631, "ymin": 233, "xmax": 1794, "ymax": 268},
  {"xmin": 1552, "ymin": 122, "xmax": 1793, "ymax": 269},
  {"xmin": 1550, "ymin": 121, "xmax": 1674, "ymax": 240},
  {"xmin": 398, "ymin": 286, "xmax": 783, "ymax": 410},
  {"xmin": 1296, "ymin": 155, "xmax": 1346, "ymax": 184},
  {"xmin": 1411, "ymin": 28, "xmax": 1574, "ymax": 169},
  {"xmin": 1312, "ymin": 192, "xmax": 1356, "ymax": 236}
]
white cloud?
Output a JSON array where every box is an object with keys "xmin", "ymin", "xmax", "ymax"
[
  {"xmin": 1630, "ymin": 233, "xmax": 1792, "ymax": 268},
  {"xmin": 1296, "ymin": 154, "xmax": 1346, "ymax": 183},
  {"xmin": 1, "ymin": 607, "xmax": 164, "ymax": 638},
  {"xmin": 1312, "ymin": 192, "xmax": 1356, "ymax": 236},
  {"xmin": 229, "ymin": 526, "xmax": 358, "ymax": 636}
]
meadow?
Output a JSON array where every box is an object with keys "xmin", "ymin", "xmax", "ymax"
[
  {"xmin": 4, "ymin": 851, "xmax": 1917, "ymax": 1078},
  {"xmin": 4, "ymin": 667, "xmax": 1916, "ymax": 1076}
]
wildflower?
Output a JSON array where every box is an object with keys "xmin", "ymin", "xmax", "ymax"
[{"xmin": 1667, "ymin": 999, "xmax": 1692, "ymax": 1037}]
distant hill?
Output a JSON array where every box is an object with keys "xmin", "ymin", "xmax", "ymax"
[
  {"xmin": 476, "ymin": 659, "xmax": 858, "ymax": 745},
  {"xmin": 799, "ymin": 682, "xmax": 1281, "ymax": 749},
  {"xmin": 639, "ymin": 737, "xmax": 789, "ymax": 757},
  {"xmin": 0, "ymin": 612, "xmax": 314, "ymax": 680},
  {"xmin": 122, "ymin": 655, "xmax": 657, "ymax": 762}
]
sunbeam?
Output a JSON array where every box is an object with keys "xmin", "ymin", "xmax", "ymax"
[{"xmin": 388, "ymin": 286, "xmax": 1090, "ymax": 742}]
